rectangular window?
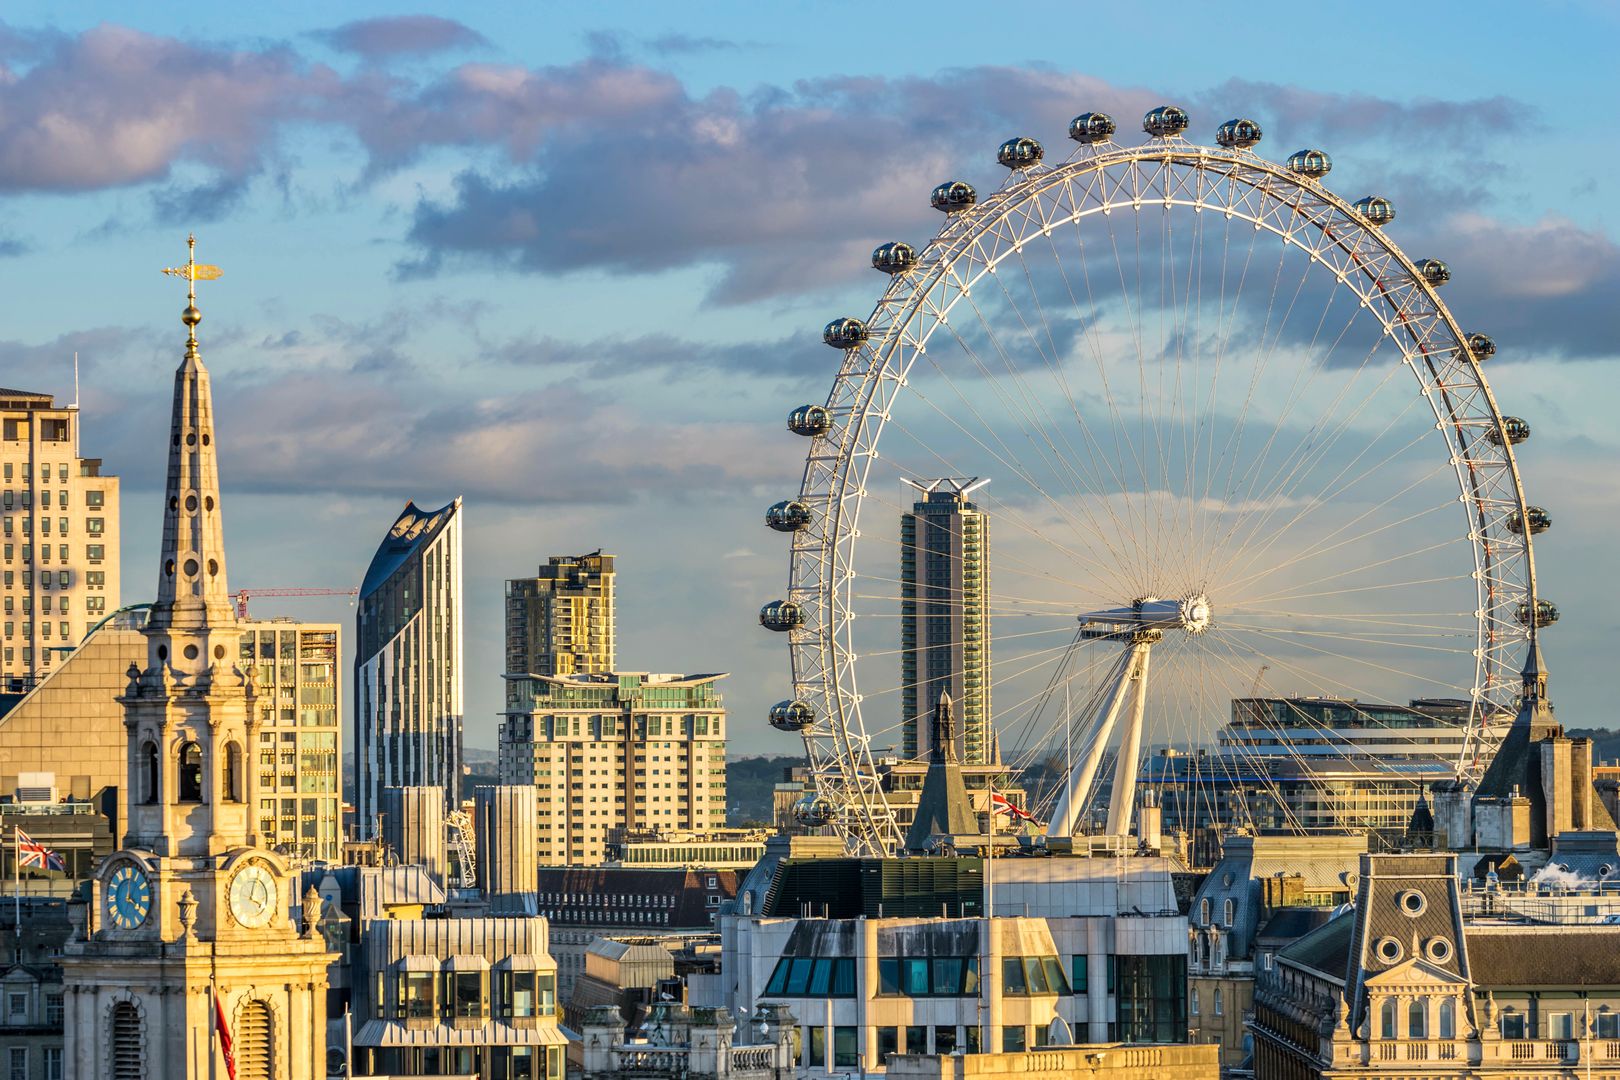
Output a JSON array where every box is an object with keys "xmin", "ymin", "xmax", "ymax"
[
  {"xmin": 833, "ymin": 1026, "xmax": 858, "ymax": 1068},
  {"xmin": 45, "ymin": 993, "xmax": 62, "ymax": 1025},
  {"xmin": 43, "ymin": 1048, "xmax": 61, "ymax": 1080},
  {"xmin": 401, "ymin": 972, "xmax": 434, "ymax": 1019},
  {"xmin": 1548, "ymin": 1012, "xmax": 1574, "ymax": 1040},
  {"xmin": 6, "ymin": 993, "xmax": 23, "ymax": 1018},
  {"xmin": 1002, "ymin": 957, "xmax": 1027, "ymax": 995},
  {"xmin": 452, "ymin": 972, "xmax": 485, "ymax": 1019},
  {"xmin": 876, "ymin": 1026, "xmax": 898, "ymax": 1064},
  {"xmin": 905, "ymin": 1026, "xmax": 927, "ymax": 1055},
  {"xmin": 808, "ymin": 1026, "xmax": 826, "ymax": 1068},
  {"xmin": 7, "ymin": 1047, "xmax": 24, "ymax": 1080},
  {"xmin": 902, "ymin": 958, "xmax": 929, "ymax": 997},
  {"xmin": 934, "ymin": 1025, "xmax": 956, "ymax": 1055},
  {"xmin": 1001, "ymin": 1026, "xmax": 1026, "ymax": 1053},
  {"xmin": 1072, "ymin": 955, "xmax": 1089, "ymax": 994},
  {"xmin": 932, "ymin": 957, "xmax": 963, "ymax": 996},
  {"xmin": 1501, "ymin": 1013, "xmax": 1526, "ymax": 1039},
  {"xmin": 1597, "ymin": 1013, "xmax": 1620, "ymax": 1039},
  {"xmin": 877, "ymin": 958, "xmax": 900, "ymax": 995}
]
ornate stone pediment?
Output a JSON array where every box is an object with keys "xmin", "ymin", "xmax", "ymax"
[{"xmin": 1364, "ymin": 954, "xmax": 1467, "ymax": 991}]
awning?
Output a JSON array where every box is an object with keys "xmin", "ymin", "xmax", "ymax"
[{"xmin": 353, "ymin": 1019, "xmax": 571, "ymax": 1048}]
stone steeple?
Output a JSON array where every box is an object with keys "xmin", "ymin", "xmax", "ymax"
[
  {"xmin": 904, "ymin": 692, "xmax": 980, "ymax": 852},
  {"xmin": 144, "ymin": 235, "xmax": 238, "ymax": 681}
]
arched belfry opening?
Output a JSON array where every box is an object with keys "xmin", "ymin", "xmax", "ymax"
[{"xmin": 178, "ymin": 742, "xmax": 204, "ymax": 803}]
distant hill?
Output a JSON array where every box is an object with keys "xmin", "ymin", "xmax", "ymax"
[
  {"xmin": 727, "ymin": 755, "xmax": 804, "ymax": 826},
  {"xmin": 1567, "ymin": 729, "xmax": 1620, "ymax": 766}
]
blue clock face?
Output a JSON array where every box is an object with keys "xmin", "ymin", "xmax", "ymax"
[{"xmin": 105, "ymin": 864, "xmax": 152, "ymax": 930}]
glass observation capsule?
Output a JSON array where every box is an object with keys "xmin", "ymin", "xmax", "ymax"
[
  {"xmin": 823, "ymin": 317, "xmax": 869, "ymax": 350},
  {"xmin": 1505, "ymin": 506, "xmax": 1551, "ymax": 535},
  {"xmin": 1069, "ymin": 111, "xmax": 1116, "ymax": 144},
  {"xmin": 931, "ymin": 180, "xmax": 977, "ymax": 213},
  {"xmin": 766, "ymin": 500, "xmax": 812, "ymax": 532},
  {"xmin": 872, "ymin": 241, "xmax": 917, "ymax": 275},
  {"xmin": 1487, "ymin": 416, "xmax": 1531, "ymax": 446},
  {"xmin": 759, "ymin": 600, "xmax": 804, "ymax": 632},
  {"xmin": 793, "ymin": 794, "xmax": 835, "ymax": 828},
  {"xmin": 1286, "ymin": 149, "xmax": 1332, "ymax": 179},
  {"xmin": 1143, "ymin": 105, "xmax": 1190, "ymax": 138},
  {"xmin": 1216, "ymin": 118, "xmax": 1263, "ymax": 149},
  {"xmin": 1353, "ymin": 196, "xmax": 1396, "ymax": 227},
  {"xmin": 1465, "ymin": 333, "xmax": 1496, "ymax": 362},
  {"xmin": 787, "ymin": 404, "xmax": 831, "ymax": 437},
  {"xmin": 769, "ymin": 699, "xmax": 815, "ymax": 733},
  {"xmin": 1416, "ymin": 259, "xmax": 1451, "ymax": 287},
  {"xmin": 1516, "ymin": 599, "xmax": 1559, "ymax": 629},
  {"xmin": 997, "ymin": 136, "xmax": 1044, "ymax": 169}
]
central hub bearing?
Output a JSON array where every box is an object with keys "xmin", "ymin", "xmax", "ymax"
[{"xmin": 1078, "ymin": 593, "xmax": 1213, "ymax": 640}]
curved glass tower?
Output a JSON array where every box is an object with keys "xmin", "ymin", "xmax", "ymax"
[{"xmin": 355, "ymin": 498, "xmax": 464, "ymax": 835}]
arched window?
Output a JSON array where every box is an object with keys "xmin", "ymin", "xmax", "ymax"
[
  {"xmin": 236, "ymin": 999, "xmax": 273, "ymax": 1080},
  {"xmin": 1408, "ymin": 998, "xmax": 1428, "ymax": 1039},
  {"xmin": 1199, "ymin": 898, "xmax": 1210, "ymax": 925},
  {"xmin": 1439, "ymin": 998, "xmax": 1456, "ymax": 1039},
  {"xmin": 1223, "ymin": 898, "xmax": 1234, "ymax": 927},
  {"xmin": 1380, "ymin": 998, "xmax": 1397, "ymax": 1039},
  {"xmin": 111, "ymin": 1002, "xmax": 142, "ymax": 1080},
  {"xmin": 223, "ymin": 741, "xmax": 242, "ymax": 803},
  {"xmin": 1213, "ymin": 989, "xmax": 1224, "ymax": 1016},
  {"xmin": 141, "ymin": 742, "xmax": 159, "ymax": 805},
  {"xmin": 178, "ymin": 743, "xmax": 204, "ymax": 803},
  {"xmin": 1191, "ymin": 988, "xmax": 1200, "ymax": 1016}
]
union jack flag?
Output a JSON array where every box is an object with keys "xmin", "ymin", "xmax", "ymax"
[
  {"xmin": 16, "ymin": 829, "xmax": 65, "ymax": 872},
  {"xmin": 990, "ymin": 790, "xmax": 1039, "ymax": 825}
]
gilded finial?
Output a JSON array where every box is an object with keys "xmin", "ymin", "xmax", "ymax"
[{"xmin": 161, "ymin": 234, "xmax": 222, "ymax": 356}]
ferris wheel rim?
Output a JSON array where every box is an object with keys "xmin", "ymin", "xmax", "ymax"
[{"xmin": 783, "ymin": 131, "xmax": 1540, "ymax": 855}]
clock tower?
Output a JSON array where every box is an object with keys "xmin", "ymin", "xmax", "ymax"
[{"xmin": 61, "ymin": 238, "xmax": 335, "ymax": 1080}]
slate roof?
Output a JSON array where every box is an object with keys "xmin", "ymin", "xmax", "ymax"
[
  {"xmin": 1276, "ymin": 909, "xmax": 1355, "ymax": 983},
  {"xmin": 1255, "ymin": 906, "xmax": 1336, "ymax": 946},
  {"xmin": 1467, "ymin": 927, "xmax": 1620, "ymax": 987}
]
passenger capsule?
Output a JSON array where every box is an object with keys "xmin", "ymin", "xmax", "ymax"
[
  {"xmin": 759, "ymin": 600, "xmax": 804, "ymax": 632},
  {"xmin": 788, "ymin": 405, "xmax": 831, "ymax": 437},
  {"xmin": 1069, "ymin": 111, "xmax": 1117, "ymax": 144},
  {"xmin": 1465, "ymin": 333, "xmax": 1496, "ymax": 362},
  {"xmin": 997, "ymin": 137, "xmax": 1045, "ymax": 169},
  {"xmin": 769, "ymin": 700, "xmax": 816, "ymax": 733},
  {"xmin": 1142, "ymin": 105, "xmax": 1190, "ymax": 138},
  {"xmin": 766, "ymin": 500, "xmax": 812, "ymax": 533},
  {"xmin": 1505, "ymin": 507, "xmax": 1551, "ymax": 536},
  {"xmin": 1416, "ymin": 259, "xmax": 1451, "ymax": 287},
  {"xmin": 1487, "ymin": 416, "xmax": 1531, "ymax": 447},
  {"xmin": 1516, "ymin": 599, "xmax": 1559, "ymax": 629},
  {"xmin": 930, "ymin": 180, "xmax": 977, "ymax": 213},
  {"xmin": 1216, "ymin": 118, "xmax": 1263, "ymax": 150},
  {"xmin": 1285, "ymin": 149, "xmax": 1332, "ymax": 179},
  {"xmin": 793, "ymin": 794, "xmax": 835, "ymax": 828},
  {"xmin": 1353, "ymin": 196, "xmax": 1396, "ymax": 227},
  {"xmin": 872, "ymin": 241, "xmax": 917, "ymax": 275},
  {"xmin": 823, "ymin": 317, "xmax": 869, "ymax": 350}
]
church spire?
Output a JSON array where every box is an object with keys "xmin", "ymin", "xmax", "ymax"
[{"xmin": 147, "ymin": 236, "xmax": 236, "ymax": 656}]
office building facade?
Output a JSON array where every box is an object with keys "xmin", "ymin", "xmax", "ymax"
[
  {"xmin": 899, "ymin": 478, "xmax": 990, "ymax": 764},
  {"xmin": 499, "ymin": 672, "xmax": 728, "ymax": 865},
  {"xmin": 356, "ymin": 499, "xmax": 465, "ymax": 834},
  {"xmin": 506, "ymin": 552, "xmax": 616, "ymax": 677},
  {"xmin": 0, "ymin": 388, "xmax": 120, "ymax": 693},
  {"xmin": 239, "ymin": 619, "xmax": 342, "ymax": 862}
]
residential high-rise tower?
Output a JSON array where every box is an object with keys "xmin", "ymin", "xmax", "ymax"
[
  {"xmin": 0, "ymin": 388, "xmax": 120, "ymax": 693},
  {"xmin": 899, "ymin": 478, "xmax": 991, "ymax": 764},
  {"xmin": 506, "ymin": 552, "xmax": 615, "ymax": 677},
  {"xmin": 239, "ymin": 619, "xmax": 341, "ymax": 861},
  {"xmin": 355, "ymin": 499, "xmax": 464, "ymax": 833}
]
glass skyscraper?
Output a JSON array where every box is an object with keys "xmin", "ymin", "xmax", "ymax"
[
  {"xmin": 355, "ymin": 499, "xmax": 464, "ymax": 835},
  {"xmin": 900, "ymin": 478, "xmax": 991, "ymax": 765}
]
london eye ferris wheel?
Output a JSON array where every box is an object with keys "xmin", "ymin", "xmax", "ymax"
[{"xmin": 759, "ymin": 104, "xmax": 1550, "ymax": 857}]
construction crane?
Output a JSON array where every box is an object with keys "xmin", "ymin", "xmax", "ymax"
[
  {"xmin": 445, "ymin": 810, "xmax": 477, "ymax": 888},
  {"xmin": 235, "ymin": 587, "xmax": 359, "ymax": 620}
]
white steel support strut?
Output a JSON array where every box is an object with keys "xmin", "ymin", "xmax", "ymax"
[
  {"xmin": 1105, "ymin": 645, "xmax": 1153, "ymax": 836},
  {"xmin": 1046, "ymin": 644, "xmax": 1142, "ymax": 838}
]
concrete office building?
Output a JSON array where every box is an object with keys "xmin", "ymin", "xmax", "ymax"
[
  {"xmin": 1, "ymin": 388, "xmax": 120, "ymax": 693},
  {"xmin": 499, "ymin": 671, "xmax": 728, "ymax": 865},
  {"xmin": 355, "ymin": 499, "xmax": 465, "ymax": 832},
  {"xmin": 900, "ymin": 478, "xmax": 991, "ymax": 764},
  {"xmin": 506, "ymin": 552, "xmax": 615, "ymax": 678},
  {"xmin": 239, "ymin": 619, "xmax": 341, "ymax": 862},
  {"xmin": 475, "ymin": 784, "xmax": 541, "ymax": 907}
]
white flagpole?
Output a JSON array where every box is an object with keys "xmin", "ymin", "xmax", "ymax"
[{"xmin": 13, "ymin": 826, "xmax": 19, "ymax": 938}]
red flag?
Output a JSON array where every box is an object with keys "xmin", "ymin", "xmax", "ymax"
[{"xmin": 214, "ymin": 992, "xmax": 237, "ymax": 1080}]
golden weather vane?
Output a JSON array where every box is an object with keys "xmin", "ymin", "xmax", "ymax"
[{"xmin": 160, "ymin": 234, "xmax": 222, "ymax": 351}]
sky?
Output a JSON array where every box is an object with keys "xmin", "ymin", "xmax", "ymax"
[{"xmin": 2, "ymin": 1, "xmax": 1618, "ymax": 758}]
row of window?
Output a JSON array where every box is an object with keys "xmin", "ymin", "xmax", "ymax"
[
  {"xmin": 379, "ymin": 969, "xmax": 556, "ymax": 1021},
  {"xmin": 6, "ymin": 1045, "xmax": 63, "ymax": 1080},
  {"xmin": 3, "ymin": 594, "xmax": 103, "ymax": 614},
  {"xmin": 0, "ymin": 458, "xmax": 79, "ymax": 479},
  {"xmin": 2, "ymin": 567, "xmax": 100, "ymax": 588},
  {"xmin": 764, "ymin": 955, "xmax": 1071, "ymax": 1000},
  {"xmin": 0, "ymin": 488, "xmax": 104, "ymax": 509},
  {"xmin": 0, "ymin": 517, "xmax": 103, "ymax": 536},
  {"xmin": 800, "ymin": 1024, "xmax": 1051, "ymax": 1068}
]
